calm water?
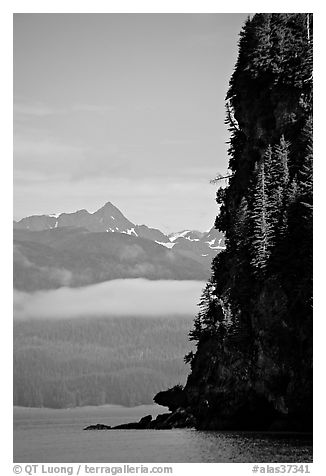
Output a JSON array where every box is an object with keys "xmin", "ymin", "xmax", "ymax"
[{"xmin": 14, "ymin": 405, "xmax": 312, "ymax": 463}]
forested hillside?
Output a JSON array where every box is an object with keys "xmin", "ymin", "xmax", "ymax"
[
  {"xmin": 14, "ymin": 316, "xmax": 194, "ymax": 408},
  {"xmin": 160, "ymin": 14, "xmax": 313, "ymax": 431}
]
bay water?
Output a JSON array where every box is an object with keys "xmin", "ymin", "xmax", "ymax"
[{"xmin": 14, "ymin": 405, "xmax": 312, "ymax": 463}]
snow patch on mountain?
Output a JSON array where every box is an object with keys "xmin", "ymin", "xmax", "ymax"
[
  {"xmin": 155, "ymin": 241, "xmax": 175, "ymax": 249},
  {"xmin": 169, "ymin": 230, "xmax": 191, "ymax": 242},
  {"xmin": 122, "ymin": 228, "xmax": 138, "ymax": 237}
]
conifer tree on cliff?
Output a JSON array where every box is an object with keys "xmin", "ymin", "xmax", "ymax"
[{"xmin": 184, "ymin": 13, "xmax": 313, "ymax": 430}]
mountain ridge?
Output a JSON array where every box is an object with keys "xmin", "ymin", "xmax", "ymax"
[
  {"xmin": 13, "ymin": 201, "xmax": 225, "ymax": 261},
  {"xmin": 14, "ymin": 202, "xmax": 224, "ymax": 243},
  {"xmin": 14, "ymin": 201, "xmax": 171, "ymax": 242}
]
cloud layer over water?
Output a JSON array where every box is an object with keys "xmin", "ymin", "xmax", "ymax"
[{"xmin": 14, "ymin": 279, "xmax": 206, "ymax": 320}]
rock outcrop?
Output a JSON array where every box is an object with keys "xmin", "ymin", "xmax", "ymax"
[
  {"xmin": 84, "ymin": 423, "xmax": 111, "ymax": 430},
  {"xmin": 83, "ymin": 411, "xmax": 195, "ymax": 431}
]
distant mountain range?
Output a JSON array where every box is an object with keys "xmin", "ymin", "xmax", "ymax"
[
  {"xmin": 14, "ymin": 201, "xmax": 171, "ymax": 243},
  {"xmin": 13, "ymin": 202, "xmax": 225, "ymax": 292}
]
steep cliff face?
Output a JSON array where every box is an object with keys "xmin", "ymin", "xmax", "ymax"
[{"xmin": 176, "ymin": 14, "xmax": 313, "ymax": 431}]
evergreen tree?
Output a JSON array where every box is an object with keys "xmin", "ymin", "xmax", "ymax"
[{"xmin": 251, "ymin": 156, "xmax": 270, "ymax": 273}]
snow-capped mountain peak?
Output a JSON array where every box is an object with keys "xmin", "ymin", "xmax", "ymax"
[{"xmin": 13, "ymin": 202, "xmax": 225, "ymax": 265}]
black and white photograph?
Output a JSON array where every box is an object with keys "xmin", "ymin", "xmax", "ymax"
[{"xmin": 11, "ymin": 6, "xmax": 313, "ymax": 468}]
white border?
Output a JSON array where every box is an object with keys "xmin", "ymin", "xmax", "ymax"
[{"xmin": 2, "ymin": 2, "xmax": 323, "ymax": 473}]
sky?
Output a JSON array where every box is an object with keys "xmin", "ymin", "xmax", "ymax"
[{"xmin": 14, "ymin": 13, "xmax": 248, "ymax": 233}]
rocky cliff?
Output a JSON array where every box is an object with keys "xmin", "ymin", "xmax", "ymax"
[{"xmin": 153, "ymin": 14, "xmax": 313, "ymax": 432}]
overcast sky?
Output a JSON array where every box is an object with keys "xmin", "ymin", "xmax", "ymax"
[{"xmin": 14, "ymin": 13, "xmax": 247, "ymax": 233}]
